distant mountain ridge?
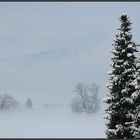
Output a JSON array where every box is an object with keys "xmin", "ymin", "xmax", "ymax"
[{"xmin": 23, "ymin": 46, "xmax": 92, "ymax": 65}]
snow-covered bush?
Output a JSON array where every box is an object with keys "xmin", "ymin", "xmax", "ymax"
[
  {"xmin": 71, "ymin": 83, "xmax": 100, "ymax": 113},
  {"xmin": 0, "ymin": 93, "xmax": 18, "ymax": 111}
]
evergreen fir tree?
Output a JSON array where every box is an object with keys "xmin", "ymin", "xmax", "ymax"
[
  {"xmin": 104, "ymin": 12, "xmax": 138, "ymax": 139},
  {"xmin": 130, "ymin": 56, "xmax": 140, "ymax": 138}
]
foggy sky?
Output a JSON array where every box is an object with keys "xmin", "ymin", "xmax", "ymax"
[{"xmin": 0, "ymin": 2, "xmax": 140, "ymax": 99}]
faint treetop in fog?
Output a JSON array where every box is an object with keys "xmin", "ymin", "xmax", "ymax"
[{"xmin": 26, "ymin": 98, "xmax": 33, "ymax": 109}]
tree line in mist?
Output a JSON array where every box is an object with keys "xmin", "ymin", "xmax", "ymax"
[{"xmin": 0, "ymin": 83, "xmax": 101, "ymax": 114}]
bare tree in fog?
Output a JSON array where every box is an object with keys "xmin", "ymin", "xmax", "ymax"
[{"xmin": 71, "ymin": 83, "xmax": 100, "ymax": 113}]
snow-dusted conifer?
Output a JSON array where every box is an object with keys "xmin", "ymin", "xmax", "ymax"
[
  {"xmin": 130, "ymin": 56, "xmax": 140, "ymax": 138},
  {"xmin": 104, "ymin": 12, "xmax": 138, "ymax": 139}
]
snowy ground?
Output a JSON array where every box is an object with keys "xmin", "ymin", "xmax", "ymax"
[{"xmin": 0, "ymin": 93, "xmax": 106, "ymax": 138}]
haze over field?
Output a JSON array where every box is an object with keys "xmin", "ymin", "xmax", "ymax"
[{"xmin": 0, "ymin": 2, "xmax": 140, "ymax": 138}]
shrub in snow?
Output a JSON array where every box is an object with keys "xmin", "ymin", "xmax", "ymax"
[
  {"xmin": 0, "ymin": 93, "xmax": 18, "ymax": 111},
  {"xmin": 71, "ymin": 83, "xmax": 100, "ymax": 113},
  {"xmin": 26, "ymin": 98, "xmax": 33, "ymax": 109},
  {"xmin": 44, "ymin": 103, "xmax": 62, "ymax": 109},
  {"xmin": 71, "ymin": 98, "xmax": 84, "ymax": 113},
  {"xmin": 104, "ymin": 12, "xmax": 139, "ymax": 139}
]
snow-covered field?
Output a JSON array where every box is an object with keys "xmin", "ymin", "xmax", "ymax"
[{"xmin": 0, "ymin": 93, "xmax": 106, "ymax": 138}]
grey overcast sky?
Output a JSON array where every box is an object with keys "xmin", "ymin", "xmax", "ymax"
[{"xmin": 0, "ymin": 2, "xmax": 140, "ymax": 99}]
